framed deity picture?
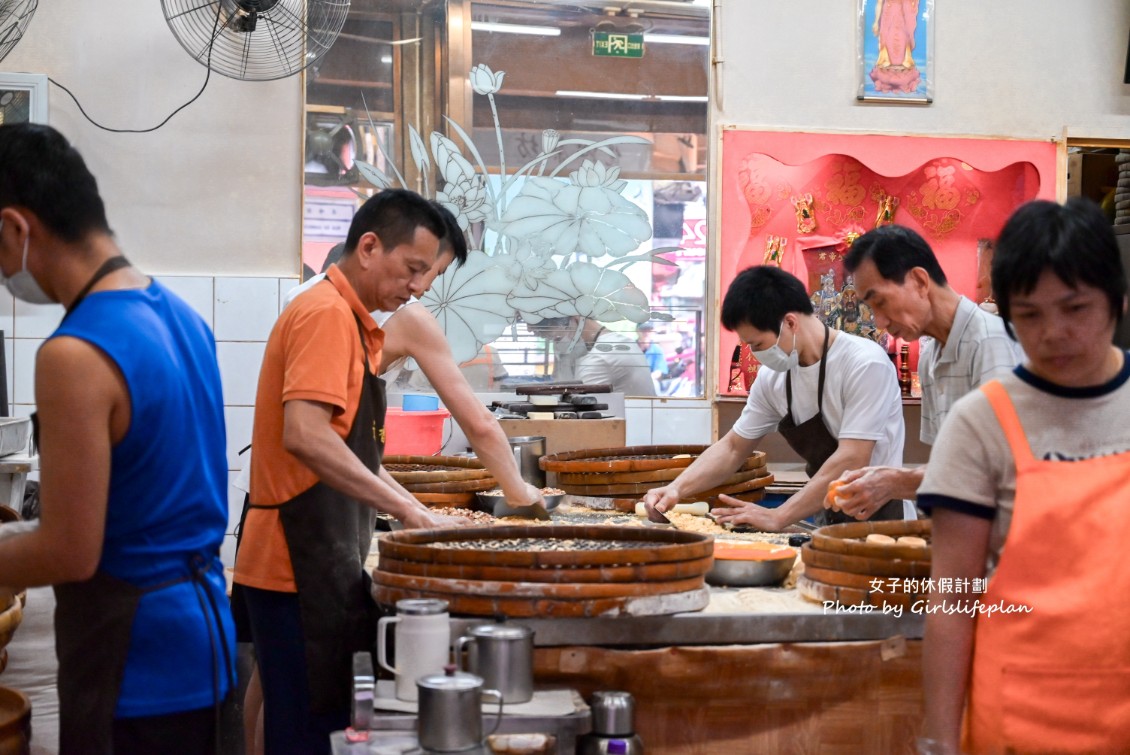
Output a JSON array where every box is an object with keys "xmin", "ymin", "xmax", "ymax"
[
  {"xmin": 856, "ymin": 0, "xmax": 934, "ymax": 103},
  {"xmin": 0, "ymin": 72, "xmax": 47, "ymax": 125}
]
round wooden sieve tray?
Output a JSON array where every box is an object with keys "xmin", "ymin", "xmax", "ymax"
[
  {"xmin": 557, "ymin": 457, "xmax": 766, "ymax": 486},
  {"xmin": 402, "ymin": 477, "xmax": 499, "ymax": 494},
  {"xmin": 384, "ymin": 454, "xmax": 492, "ymax": 484},
  {"xmin": 593, "ymin": 489, "xmax": 766, "ymax": 512},
  {"xmin": 412, "ymin": 492, "xmax": 475, "ymax": 508},
  {"xmin": 377, "ymin": 525, "xmax": 713, "ymax": 568},
  {"xmin": 385, "ymin": 454, "xmax": 487, "ymax": 469},
  {"xmin": 800, "ymin": 543, "xmax": 931, "ymax": 579},
  {"xmin": 372, "ymin": 583, "xmax": 711, "ymax": 618},
  {"xmin": 373, "ymin": 569, "xmax": 705, "ymax": 600},
  {"xmin": 540, "ymin": 445, "xmax": 767, "ymax": 474},
  {"xmin": 376, "ymin": 553, "xmax": 714, "ymax": 584},
  {"xmin": 560, "ymin": 469, "xmax": 773, "ymax": 498},
  {"xmin": 810, "ymin": 519, "xmax": 932, "ymax": 561},
  {"xmin": 387, "ymin": 466, "xmax": 493, "ymax": 484}
]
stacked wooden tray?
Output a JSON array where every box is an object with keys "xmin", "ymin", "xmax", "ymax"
[
  {"xmin": 373, "ymin": 525, "xmax": 713, "ymax": 617},
  {"xmin": 797, "ymin": 520, "xmax": 932, "ymax": 609},
  {"xmin": 539, "ymin": 445, "xmax": 773, "ymax": 508},
  {"xmin": 384, "ymin": 455, "xmax": 497, "ymax": 509},
  {"xmin": 0, "ymin": 507, "xmax": 23, "ymax": 673}
]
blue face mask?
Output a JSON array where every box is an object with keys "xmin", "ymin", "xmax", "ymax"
[
  {"xmin": 0, "ymin": 219, "xmax": 53, "ymax": 305},
  {"xmin": 752, "ymin": 319, "xmax": 799, "ymax": 372}
]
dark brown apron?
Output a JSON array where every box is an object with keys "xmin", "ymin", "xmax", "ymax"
[
  {"xmin": 776, "ymin": 325, "xmax": 902, "ymax": 526},
  {"xmin": 54, "ymin": 562, "xmax": 233, "ymax": 754},
  {"xmin": 248, "ymin": 317, "xmax": 386, "ymax": 715}
]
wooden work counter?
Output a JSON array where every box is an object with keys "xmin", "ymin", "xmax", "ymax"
[
  {"xmin": 445, "ymin": 587, "xmax": 925, "ymax": 753},
  {"xmin": 369, "ymin": 509, "xmax": 927, "ymax": 752}
]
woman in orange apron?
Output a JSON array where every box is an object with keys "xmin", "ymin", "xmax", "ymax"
[{"xmin": 917, "ymin": 197, "xmax": 1130, "ymax": 754}]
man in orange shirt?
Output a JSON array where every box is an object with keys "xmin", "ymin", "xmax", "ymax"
[{"xmin": 233, "ymin": 189, "xmax": 469, "ymax": 754}]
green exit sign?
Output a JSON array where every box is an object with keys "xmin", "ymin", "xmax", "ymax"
[{"xmin": 593, "ymin": 32, "xmax": 644, "ymax": 58}]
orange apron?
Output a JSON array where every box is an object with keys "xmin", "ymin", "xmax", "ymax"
[{"xmin": 964, "ymin": 380, "xmax": 1130, "ymax": 754}]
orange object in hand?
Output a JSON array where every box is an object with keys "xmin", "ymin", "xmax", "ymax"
[{"xmin": 826, "ymin": 480, "xmax": 847, "ymax": 510}]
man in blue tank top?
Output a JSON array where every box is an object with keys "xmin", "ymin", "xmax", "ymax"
[{"xmin": 0, "ymin": 124, "xmax": 235, "ymax": 754}]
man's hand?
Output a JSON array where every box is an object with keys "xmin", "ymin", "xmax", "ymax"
[
  {"xmin": 829, "ymin": 466, "xmax": 919, "ymax": 520},
  {"xmin": 709, "ymin": 494, "xmax": 789, "ymax": 532},
  {"xmin": 641, "ymin": 484, "xmax": 681, "ymax": 513},
  {"xmin": 399, "ymin": 507, "xmax": 476, "ymax": 530},
  {"xmin": 512, "ymin": 483, "xmax": 546, "ymax": 509}
]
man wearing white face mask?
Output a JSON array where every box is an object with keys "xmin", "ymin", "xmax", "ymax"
[
  {"xmin": 642, "ymin": 265, "xmax": 908, "ymax": 530},
  {"xmin": 0, "ymin": 124, "xmax": 235, "ymax": 753}
]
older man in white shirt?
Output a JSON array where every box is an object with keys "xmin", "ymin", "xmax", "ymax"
[{"xmin": 830, "ymin": 224, "xmax": 1024, "ymax": 516}]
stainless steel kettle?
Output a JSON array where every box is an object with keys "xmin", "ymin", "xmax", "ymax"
[{"xmin": 416, "ymin": 665, "xmax": 503, "ymax": 752}]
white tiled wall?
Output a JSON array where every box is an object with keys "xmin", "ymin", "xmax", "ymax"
[
  {"xmin": 6, "ymin": 273, "xmax": 708, "ymax": 566},
  {"xmin": 625, "ymin": 397, "xmax": 713, "ymax": 446}
]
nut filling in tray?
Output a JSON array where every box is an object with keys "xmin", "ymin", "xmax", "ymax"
[{"xmin": 374, "ymin": 525, "xmax": 714, "ymax": 617}]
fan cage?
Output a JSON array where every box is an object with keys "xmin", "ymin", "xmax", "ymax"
[
  {"xmin": 0, "ymin": 0, "xmax": 38, "ymax": 65},
  {"xmin": 162, "ymin": 0, "xmax": 350, "ymax": 82}
]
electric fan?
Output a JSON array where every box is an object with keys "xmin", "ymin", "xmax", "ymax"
[
  {"xmin": 161, "ymin": 0, "xmax": 350, "ymax": 82},
  {"xmin": 0, "ymin": 0, "xmax": 37, "ymax": 64}
]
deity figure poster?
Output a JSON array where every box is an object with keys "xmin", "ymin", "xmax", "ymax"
[{"xmin": 857, "ymin": 0, "xmax": 933, "ymax": 103}]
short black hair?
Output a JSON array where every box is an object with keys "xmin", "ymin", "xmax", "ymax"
[
  {"xmin": 993, "ymin": 197, "xmax": 1126, "ymax": 335},
  {"xmin": 431, "ymin": 201, "xmax": 468, "ymax": 267},
  {"xmin": 844, "ymin": 224, "xmax": 947, "ymax": 286},
  {"xmin": 0, "ymin": 124, "xmax": 112, "ymax": 242},
  {"xmin": 721, "ymin": 266, "xmax": 814, "ymax": 334},
  {"xmin": 343, "ymin": 189, "xmax": 445, "ymax": 255}
]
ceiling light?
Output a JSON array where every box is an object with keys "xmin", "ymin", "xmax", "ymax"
[
  {"xmin": 556, "ymin": 90, "xmax": 707, "ymax": 103},
  {"xmin": 642, "ymin": 33, "xmax": 709, "ymax": 46},
  {"xmin": 380, "ymin": 54, "xmax": 392, "ymax": 64},
  {"xmin": 557, "ymin": 90, "xmax": 648, "ymax": 101},
  {"xmin": 471, "ymin": 21, "xmax": 561, "ymax": 37}
]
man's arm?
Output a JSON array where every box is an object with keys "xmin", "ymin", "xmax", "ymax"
[
  {"xmin": 0, "ymin": 338, "xmax": 120, "ymax": 586},
  {"xmin": 712, "ymin": 437, "xmax": 876, "ymax": 531},
  {"xmin": 283, "ymin": 400, "xmax": 462, "ymax": 529},
  {"xmin": 641, "ymin": 431, "xmax": 760, "ymax": 512},
  {"xmin": 383, "ymin": 305, "xmax": 542, "ymax": 506}
]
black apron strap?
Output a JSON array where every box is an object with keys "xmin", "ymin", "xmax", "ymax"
[{"xmin": 64, "ymin": 256, "xmax": 131, "ymax": 318}]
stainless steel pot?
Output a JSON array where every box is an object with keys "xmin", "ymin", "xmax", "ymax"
[
  {"xmin": 416, "ymin": 667, "xmax": 503, "ymax": 752},
  {"xmin": 457, "ymin": 621, "xmax": 535, "ymax": 703},
  {"xmin": 509, "ymin": 435, "xmax": 546, "ymax": 489}
]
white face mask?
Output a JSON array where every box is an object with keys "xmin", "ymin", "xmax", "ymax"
[
  {"xmin": 752, "ymin": 319, "xmax": 799, "ymax": 372},
  {"xmin": 0, "ymin": 219, "xmax": 52, "ymax": 305}
]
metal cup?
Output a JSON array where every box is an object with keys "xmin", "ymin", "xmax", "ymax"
[
  {"xmin": 457, "ymin": 621, "xmax": 535, "ymax": 703},
  {"xmin": 416, "ymin": 668, "xmax": 503, "ymax": 752}
]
